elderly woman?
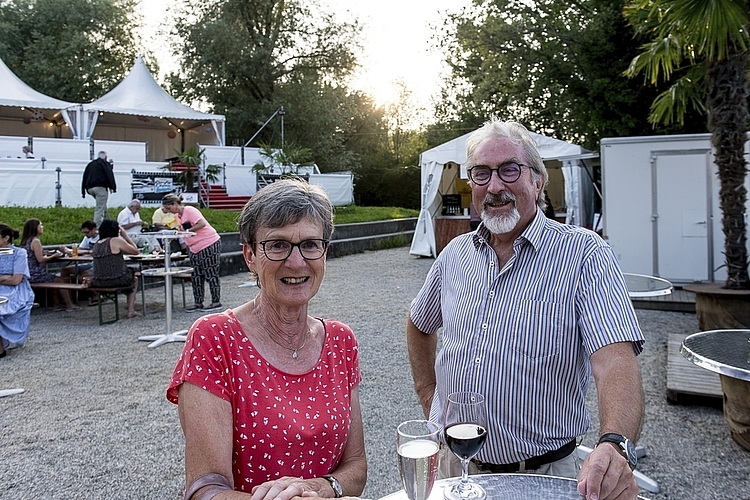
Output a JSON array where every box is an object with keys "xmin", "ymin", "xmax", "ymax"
[
  {"xmin": 167, "ymin": 178, "xmax": 366, "ymax": 500},
  {"xmin": 0, "ymin": 224, "xmax": 35, "ymax": 358},
  {"xmin": 161, "ymin": 193, "xmax": 222, "ymax": 312}
]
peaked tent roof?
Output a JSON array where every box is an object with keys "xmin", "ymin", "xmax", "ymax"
[
  {"xmin": 83, "ymin": 56, "xmax": 224, "ymax": 123},
  {"xmin": 0, "ymin": 57, "xmax": 76, "ymax": 110},
  {"xmin": 0, "ymin": 56, "xmax": 76, "ymax": 125},
  {"xmin": 77, "ymin": 56, "xmax": 225, "ymax": 145}
]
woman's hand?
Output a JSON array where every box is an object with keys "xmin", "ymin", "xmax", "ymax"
[{"xmin": 250, "ymin": 477, "xmax": 326, "ymax": 500}]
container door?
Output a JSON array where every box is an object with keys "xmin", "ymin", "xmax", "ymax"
[{"xmin": 654, "ymin": 151, "xmax": 712, "ymax": 282}]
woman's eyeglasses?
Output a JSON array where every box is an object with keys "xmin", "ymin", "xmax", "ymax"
[
  {"xmin": 467, "ymin": 162, "xmax": 526, "ymax": 185},
  {"xmin": 258, "ymin": 239, "xmax": 329, "ymax": 261}
]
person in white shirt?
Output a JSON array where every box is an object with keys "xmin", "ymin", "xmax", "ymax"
[{"xmin": 116, "ymin": 199, "xmax": 161, "ymax": 252}]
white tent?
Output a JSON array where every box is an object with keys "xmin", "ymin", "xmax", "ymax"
[
  {"xmin": 410, "ymin": 130, "xmax": 596, "ymax": 257},
  {"xmin": 71, "ymin": 56, "xmax": 226, "ymax": 161},
  {"xmin": 0, "ymin": 57, "xmax": 76, "ymax": 137}
]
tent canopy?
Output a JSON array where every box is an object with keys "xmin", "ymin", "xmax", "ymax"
[
  {"xmin": 409, "ymin": 130, "xmax": 594, "ymax": 257},
  {"xmin": 73, "ymin": 56, "xmax": 225, "ymax": 148},
  {"xmin": 0, "ymin": 57, "xmax": 75, "ymax": 126}
]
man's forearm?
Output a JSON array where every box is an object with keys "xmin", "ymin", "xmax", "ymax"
[{"xmin": 406, "ymin": 314, "xmax": 438, "ymax": 417}]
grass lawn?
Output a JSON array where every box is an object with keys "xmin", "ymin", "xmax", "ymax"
[{"xmin": 1, "ymin": 205, "xmax": 419, "ymax": 245}]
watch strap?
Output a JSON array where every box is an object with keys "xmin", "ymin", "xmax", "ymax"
[
  {"xmin": 597, "ymin": 433, "xmax": 637, "ymax": 469},
  {"xmin": 323, "ymin": 475, "xmax": 343, "ymax": 498}
]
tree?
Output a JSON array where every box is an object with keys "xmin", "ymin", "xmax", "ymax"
[
  {"xmin": 0, "ymin": 0, "xmax": 141, "ymax": 102},
  {"xmin": 436, "ymin": 0, "xmax": 704, "ymax": 149},
  {"xmin": 623, "ymin": 0, "xmax": 749, "ymax": 290}
]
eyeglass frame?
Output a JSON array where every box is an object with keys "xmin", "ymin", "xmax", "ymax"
[
  {"xmin": 467, "ymin": 162, "xmax": 526, "ymax": 186},
  {"xmin": 256, "ymin": 238, "xmax": 330, "ymax": 261}
]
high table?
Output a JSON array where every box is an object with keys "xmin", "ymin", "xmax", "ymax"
[
  {"xmin": 622, "ymin": 273, "xmax": 673, "ymax": 298},
  {"xmin": 680, "ymin": 329, "xmax": 750, "ymax": 382},
  {"xmin": 137, "ymin": 231, "xmax": 194, "ymax": 349},
  {"xmin": 0, "ymin": 295, "xmax": 24, "ymax": 399},
  {"xmin": 379, "ymin": 474, "xmax": 652, "ymax": 500}
]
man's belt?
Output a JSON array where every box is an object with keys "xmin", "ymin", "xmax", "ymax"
[{"xmin": 472, "ymin": 439, "xmax": 577, "ymax": 473}]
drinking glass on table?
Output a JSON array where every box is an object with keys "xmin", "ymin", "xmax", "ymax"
[
  {"xmin": 443, "ymin": 392, "xmax": 488, "ymax": 500},
  {"xmin": 397, "ymin": 419, "xmax": 441, "ymax": 500}
]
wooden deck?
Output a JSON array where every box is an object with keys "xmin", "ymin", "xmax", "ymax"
[{"xmin": 631, "ymin": 286, "xmax": 696, "ymax": 313}]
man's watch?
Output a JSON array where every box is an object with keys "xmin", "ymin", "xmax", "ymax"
[
  {"xmin": 597, "ymin": 433, "xmax": 637, "ymax": 470},
  {"xmin": 323, "ymin": 475, "xmax": 343, "ymax": 498}
]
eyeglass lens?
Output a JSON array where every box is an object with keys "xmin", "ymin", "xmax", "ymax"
[
  {"xmin": 260, "ymin": 239, "xmax": 328, "ymax": 261},
  {"xmin": 469, "ymin": 162, "xmax": 523, "ymax": 185}
]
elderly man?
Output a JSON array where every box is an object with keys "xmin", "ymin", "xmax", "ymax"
[
  {"xmin": 116, "ymin": 199, "xmax": 161, "ymax": 253},
  {"xmin": 407, "ymin": 119, "xmax": 645, "ymax": 500},
  {"xmin": 81, "ymin": 151, "xmax": 116, "ymax": 226}
]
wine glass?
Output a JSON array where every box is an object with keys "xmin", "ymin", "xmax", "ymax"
[
  {"xmin": 443, "ymin": 392, "xmax": 488, "ymax": 500},
  {"xmin": 397, "ymin": 419, "xmax": 441, "ymax": 500}
]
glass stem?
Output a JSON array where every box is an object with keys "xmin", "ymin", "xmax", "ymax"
[{"xmin": 460, "ymin": 458, "xmax": 470, "ymax": 484}]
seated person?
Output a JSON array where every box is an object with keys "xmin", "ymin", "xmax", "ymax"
[
  {"xmin": 116, "ymin": 199, "xmax": 162, "ymax": 253},
  {"xmin": 0, "ymin": 224, "xmax": 35, "ymax": 359},
  {"xmin": 152, "ymin": 203, "xmax": 187, "ymax": 254},
  {"xmin": 90, "ymin": 220, "xmax": 140, "ymax": 318},
  {"xmin": 19, "ymin": 218, "xmax": 80, "ymax": 312},
  {"xmin": 20, "ymin": 146, "xmax": 34, "ymax": 159},
  {"xmin": 60, "ymin": 220, "xmax": 99, "ymax": 280}
]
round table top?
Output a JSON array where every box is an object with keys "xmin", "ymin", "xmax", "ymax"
[
  {"xmin": 142, "ymin": 230, "xmax": 195, "ymax": 239},
  {"xmin": 140, "ymin": 266, "xmax": 193, "ymax": 277},
  {"xmin": 681, "ymin": 329, "xmax": 750, "ymax": 382},
  {"xmin": 379, "ymin": 474, "xmax": 650, "ymax": 500},
  {"xmin": 622, "ymin": 273, "xmax": 673, "ymax": 298}
]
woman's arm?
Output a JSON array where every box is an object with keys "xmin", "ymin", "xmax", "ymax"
[
  {"xmin": 31, "ymin": 238, "xmax": 59, "ymax": 262},
  {"xmin": 0, "ymin": 273, "xmax": 23, "ymax": 286},
  {"xmin": 178, "ymin": 382, "xmax": 239, "ymax": 498},
  {"xmin": 117, "ymin": 228, "xmax": 140, "ymax": 255}
]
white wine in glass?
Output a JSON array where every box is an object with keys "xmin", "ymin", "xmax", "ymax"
[
  {"xmin": 397, "ymin": 419, "xmax": 441, "ymax": 500},
  {"xmin": 443, "ymin": 392, "xmax": 488, "ymax": 500}
]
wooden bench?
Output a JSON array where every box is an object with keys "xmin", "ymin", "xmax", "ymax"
[{"xmin": 30, "ymin": 282, "xmax": 132, "ymax": 325}]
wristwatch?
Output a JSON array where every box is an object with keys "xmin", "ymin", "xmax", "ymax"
[
  {"xmin": 323, "ymin": 475, "xmax": 343, "ymax": 498},
  {"xmin": 597, "ymin": 433, "xmax": 637, "ymax": 470}
]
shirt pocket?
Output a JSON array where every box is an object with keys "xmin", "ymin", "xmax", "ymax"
[{"xmin": 510, "ymin": 299, "xmax": 561, "ymax": 359}]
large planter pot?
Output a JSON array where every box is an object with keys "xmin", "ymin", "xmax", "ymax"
[
  {"xmin": 683, "ymin": 283, "xmax": 750, "ymax": 452},
  {"xmin": 683, "ymin": 283, "xmax": 750, "ymax": 330}
]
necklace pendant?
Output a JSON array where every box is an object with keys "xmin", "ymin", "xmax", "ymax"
[{"xmin": 292, "ymin": 350, "xmax": 299, "ymax": 360}]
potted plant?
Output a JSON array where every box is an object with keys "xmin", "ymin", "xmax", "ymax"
[{"xmin": 162, "ymin": 144, "xmax": 222, "ymax": 193}]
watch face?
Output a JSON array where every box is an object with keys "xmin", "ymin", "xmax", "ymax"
[{"xmin": 624, "ymin": 439, "xmax": 638, "ymax": 468}]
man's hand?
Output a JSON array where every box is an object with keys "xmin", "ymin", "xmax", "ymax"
[{"xmin": 577, "ymin": 443, "xmax": 638, "ymax": 500}]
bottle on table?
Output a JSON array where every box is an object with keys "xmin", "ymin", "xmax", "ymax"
[{"xmin": 142, "ymin": 241, "xmax": 149, "ymax": 255}]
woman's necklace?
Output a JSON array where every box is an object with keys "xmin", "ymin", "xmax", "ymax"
[{"xmin": 254, "ymin": 305, "xmax": 310, "ymax": 360}]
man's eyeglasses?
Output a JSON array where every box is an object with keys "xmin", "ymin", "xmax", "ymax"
[
  {"xmin": 467, "ymin": 162, "xmax": 526, "ymax": 186},
  {"xmin": 258, "ymin": 239, "xmax": 329, "ymax": 261}
]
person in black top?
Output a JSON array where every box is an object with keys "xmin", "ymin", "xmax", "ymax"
[{"xmin": 81, "ymin": 151, "xmax": 116, "ymax": 226}]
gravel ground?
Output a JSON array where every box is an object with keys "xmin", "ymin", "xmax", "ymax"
[{"xmin": 0, "ymin": 247, "xmax": 748, "ymax": 499}]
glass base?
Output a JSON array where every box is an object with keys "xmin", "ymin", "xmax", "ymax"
[{"xmin": 443, "ymin": 478, "xmax": 486, "ymax": 500}]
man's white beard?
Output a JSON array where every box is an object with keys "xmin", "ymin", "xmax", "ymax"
[
  {"xmin": 481, "ymin": 192, "xmax": 521, "ymax": 234},
  {"xmin": 482, "ymin": 208, "xmax": 520, "ymax": 234}
]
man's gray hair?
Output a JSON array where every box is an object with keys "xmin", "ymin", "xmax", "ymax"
[
  {"xmin": 238, "ymin": 177, "xmax": 334, "ymax": 245},
  {"xmin": 97, "ymin": 151, "xmax": 107, "ymax": 160},
  {"xmin": 465, "ymin": 118, "xmax": 548, "ymax": 207},
  {"xmin": 127, "ymin": 199, "xmax": 141, "ymax": 208}
]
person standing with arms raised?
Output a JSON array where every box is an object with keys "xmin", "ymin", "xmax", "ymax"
[
  {"xmin": 407, "ymin": 119, "xmax": 645, "ymax": 500},
  {"xmin": 81, "ymin": 151, "xmax": 116, "ymax": 226}
]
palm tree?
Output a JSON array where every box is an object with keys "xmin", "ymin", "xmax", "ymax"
[{"xmin": 624, "ymin": 0, "xmax": 750, "ymax": 290}]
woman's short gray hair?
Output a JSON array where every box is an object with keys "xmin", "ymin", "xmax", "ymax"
[
  {"xmin": 238, "ymin": 177, "xmax": 334, "ymax": 244},
  {"xmin": 465, "ymin": 118, "xmax": 548, "ymax": 207}
]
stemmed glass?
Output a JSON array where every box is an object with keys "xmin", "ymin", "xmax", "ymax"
[
  {"xmin": 397, "ymin": 420, "xmax": 441, "ymax": 500},
  {"xmin": 443, "ymin": 392, "xmax": 488, "ymax": 500}
]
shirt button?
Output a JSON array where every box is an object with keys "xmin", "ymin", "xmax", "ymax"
[
  {"xmin": 489, "ymin": 261, "xmax": 495, "ymax": 267},
  {"xmin": 482, "ymin": 323, "xmax": 488, "ymax": 330},
  {"xmin": 475, "ymin": 358, "xmax": 481, "ymax": 364},
  {"xmin": 489, "ymin": 291, "xmax": 495, "ymax": 297}
]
